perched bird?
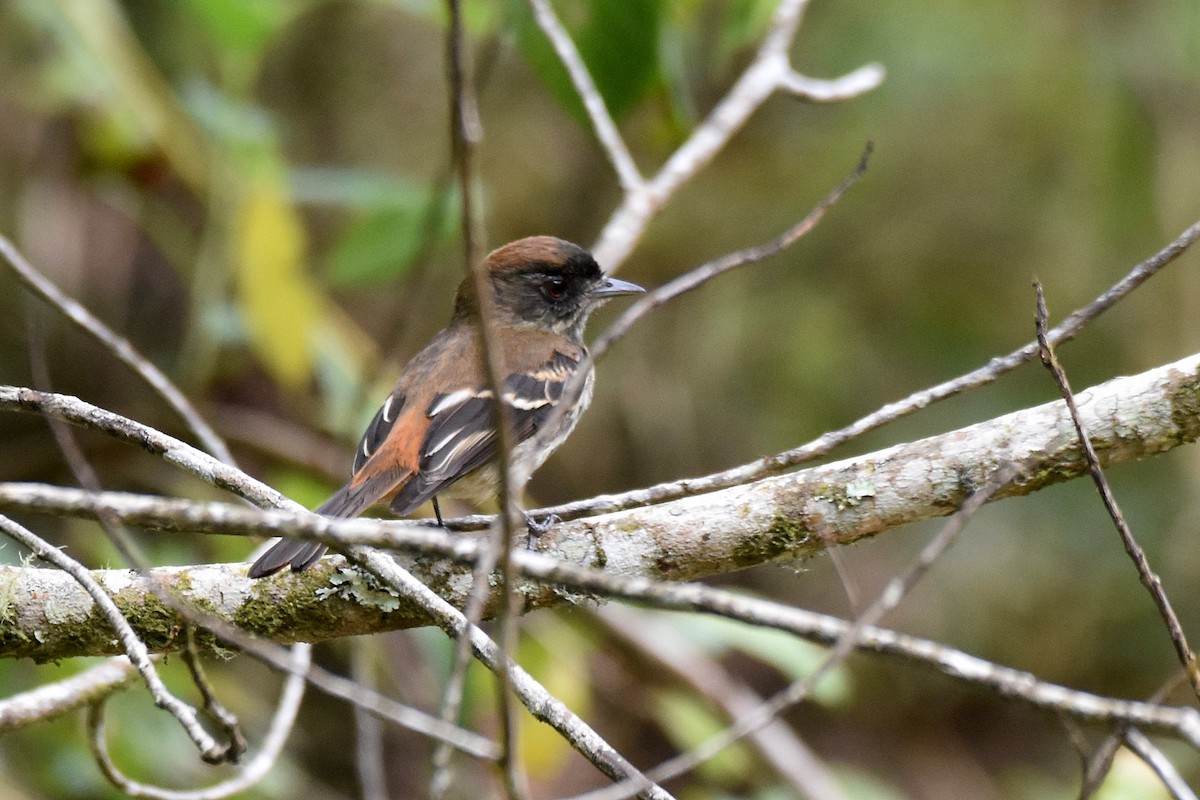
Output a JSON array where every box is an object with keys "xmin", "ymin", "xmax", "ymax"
[{"xmin": 248, "ymin": 236, "xmax": 643, "ymax": 578}]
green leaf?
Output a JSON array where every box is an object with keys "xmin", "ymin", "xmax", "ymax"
[
  {"xmin": 654, "ymin": 689, "xmax": 752, "ymax": 783},
  {"xmin": 324, "ymin": 204, "xmax": 447, "ymax": 287},
  {"xmin": 717, "ymin": 0, "xmax": 778, "ymax": 62},
  {"xmin": 325, "ymin": 208, "xmax": 422, "ymax": 286},
  {"xmin": 180, "ymin": 0, "xmax": 289, "ymax": 56},
  {"xmin": 289, "ymin": 167, "xmax": 440, "ymax": 210},
  {"xmin": 507, "ymin": 0, "xmax": 663, "ymax": 125}
]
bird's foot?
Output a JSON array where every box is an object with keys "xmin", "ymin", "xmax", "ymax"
[{"xmin": 523, "ymin": 512, "xmax": 561, "ymax": 549}]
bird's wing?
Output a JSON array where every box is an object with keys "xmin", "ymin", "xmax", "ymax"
[
  {"xmin": 314, "ymin": 390, "xmax": 417, "ymax": 519},
  {"xmin": 246, "ymin": 390, "xmax": 417, "ymax": 577},
  {"xmin": 388, "ymin": 349, "xmax": 580, "ymax": 515}
]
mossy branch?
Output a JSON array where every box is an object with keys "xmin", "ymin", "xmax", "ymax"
[{"xmin": 1, "ymin": 351, "xmax": 1198, "ymax": 661}]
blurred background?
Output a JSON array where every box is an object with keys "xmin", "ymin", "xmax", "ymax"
[{"xmin": 1, "ymin": 1, "xmax": 1199, "ymax": 798}]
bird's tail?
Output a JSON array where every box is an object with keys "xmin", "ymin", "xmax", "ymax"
[{"xmin": 246, "ymin": 469, "xmax": 407, "ymax": 578}]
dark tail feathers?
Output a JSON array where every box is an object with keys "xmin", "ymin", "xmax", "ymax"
[{"xmin": 247, "ymin": 472, "xmax": 404, "ymax": 578}]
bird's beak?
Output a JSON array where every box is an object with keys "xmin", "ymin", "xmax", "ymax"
[{"xmin": 592, "ymin": 276, "xmax": 645, "ymax": 299}]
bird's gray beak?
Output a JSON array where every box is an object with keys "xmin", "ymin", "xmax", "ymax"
[{"xmin": 592, "ymin": 276, "xmax": 645, "ymax": 299}]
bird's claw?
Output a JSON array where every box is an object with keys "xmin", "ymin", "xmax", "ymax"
[{"xmin": 523, "ymin": 512, "xmax": 560, "ymax": 548}]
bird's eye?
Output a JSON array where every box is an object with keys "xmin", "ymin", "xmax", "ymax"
[{"xmin": 541, "ymin": 276, "xmax": 566, "ymax": 300}]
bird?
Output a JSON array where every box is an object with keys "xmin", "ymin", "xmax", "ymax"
[{"xmin": 247, "ymin": 236, "xmax": 644, "ymax": 578}]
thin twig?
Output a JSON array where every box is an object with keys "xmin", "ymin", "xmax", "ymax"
[
  {"xmin": 207, "ymin": 615, "xmax": 495, "ymax": 758},
  {"xmin": 445, "ymin": 1, "xmax": 525, "ymax": 795},
  {"xmin": 1035, "ymin": 280, "xmax": 1200, "ymax": 699},
  {"xmin": 350, "ymin": 547, "xmax": 675, "ymax": 800},
  {"xmin": 0, "ymin": 234, "xmax": 236, "ymax": 465},
  {"xmin": 525, "ymin": 0, "xmax": 643, "ymax": 192},
  {"xmin": 1075, "ymin": 720, "xmax": 1121, "ymax": 800},
  {"xmin": 6, "ymin": 482, "xmax": 1200, "ymax": 749},
  {"xmin": 1122, "ymin": 728, "xmax": 1198, "ymax": 800},
  {"xmin": 1076, "ymin": 671, "xmax": 1187, "ymax": 799},
  {"xmin": 430, "ymin": 538, "xmax": 505, "ymax": 799},
  {"xmin": 86, "ymin": 643, "xmax": 311, "ymax": 800},
  {"xmin": 0, "ymin": 514, "xmax": 231, "ymax": 764},
  {"xmin": 571, "ymin": 465, "xmax": 1020, "ymax": 800},
  {"xmin": 583, "ymin": 0, "xmax": 884, "ymax": 267},
  {"xmin": 596, "ymin": 607, "xmax": 849, "ymax": 800},
  {"xmin": 181, "ymin": 627, "xmax": 247, "ymax": 763},
  {"xmin": 0, "ymin": 657, "xmax": 139, "ymax": 731},
  {"xmin": 594, "ymin": 142, "xmax": 871, "ymax": 363},
  {"xmin": 352, "ymin": 640, "xmax": 390, "ymax": 800},
  {"xmin": 504, "ymin": 217, "xmax": 1200, "ymax": 525},
  {"xmin": 530, "ymin": 143, "xmax": 871, "ymax": 477}
]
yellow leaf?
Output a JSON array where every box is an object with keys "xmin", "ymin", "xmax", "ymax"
[
  {"xmin": 235, "ymin": 181, "xmax": 322, "ymax": 389},
  {"xmin": 517, "ymin": 620, "xmax": 594, "ymax": 778}
]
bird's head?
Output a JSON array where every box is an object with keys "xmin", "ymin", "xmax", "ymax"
[{"xmin": 453, "ymin": 236, "xmax": 643, "ymax": 338}]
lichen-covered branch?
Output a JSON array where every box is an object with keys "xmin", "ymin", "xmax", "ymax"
[
  {"xmin": 0, "ymin": 657, "xmax": 139, "ymax": 730},
  {"xmin": 2, "ymin": 351, "xmax": 1199, "ymax": 661}
]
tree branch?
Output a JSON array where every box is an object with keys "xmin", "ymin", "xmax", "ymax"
[
  {"xmin": 587, "ymin": 0, "xmax": 884, "ymax": 268},
  {"xmin": 2, "ymin": 348, "xmax": 1200, "ymax": 658}
]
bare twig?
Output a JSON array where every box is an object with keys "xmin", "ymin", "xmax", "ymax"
[
  {"xmin": 1035, "ymin": 281, "xmax": 1200, "ymax": 699},
  {"xmin": 86, "ymin": 643, "xmax": 311, "ymax": 800},
  {"xmin": 525, "ymin": 0, "xmax": 643, "ymax": 193},
  {"xmin": 430, "ymin": 537, "xmax": 505, "ymax": 799},
  {"xmin": 596, "ymin": 607, "xmax": 848, "ymax": 800},
  {"xmin": 1122, "ymin": 728, "xmax": 1198, "ymax": 800},
  {"xmin": 0, "ymin": 657, "xmax": 139, "ymax": 731},
  {"xmin": 0, "ymin": 514, "xmax": 232, "ymax": 764},
  {"xmin": 1076, "ymin": 721, "xmax": 1122, "ymax": 800},
  {"xmin": 570, "ymin": 465, "xmax": 1021, "ymax": 800},
  {"xmin": 350, "ymin": 548, "xmax": 675, "ymax": 800},
  {"xmin": 181, "ymin": 627, "xmax": 247, "ymax": 763},
  {"xmin": 352, "ymin": 640, "xmax": 390, "ymax": 800},
  {"xmin": 1061, "ymin": 714, "xmax": 1118, "ymax": 800},
  {"xmin": 1076, "ymin": 672, "xmax": 1187, "ymax": 799},
  {"xmin": 592, "ymin": 142, "xmax": 871, "ymax": 365},
  {"xmin": 512, "ymin": 217, "xmax": 1200, "ymax": 524},
  {"xmin": 444, "ymin": 1, "xmax": 525, "ymax": 795},
  {"xmin": 0, "ymin": 234, "xmax": 235, "ymax": 465},
  {"xmin": 567, "ymin": 0, "xmax": 885, "ymax": 268},
  {"xmin": 214, "ymin": 627, "xmax": 495, "ymax": 758}
]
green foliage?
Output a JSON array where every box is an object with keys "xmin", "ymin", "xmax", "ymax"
[
  {"xmin": 180, "ymin": 0, "xmax": 290, "ymax": 57},
  {"xmin": 669, "ymin": 612, "xmax": 850, "ymax": 705},
  {"xmin": 289, "ymin": 169, "xmax": 459, "ymax": 287},
  {"xmin": 506, "ymin": 0, "xmax": 664, "ymax": 125},
  {"xmin": 3, "ymin": 0, "xmax": 1200, "ymax": 796},
  {"xmin": 654, "ymin": 688, "xmax": 753, "ymax": 785}
]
